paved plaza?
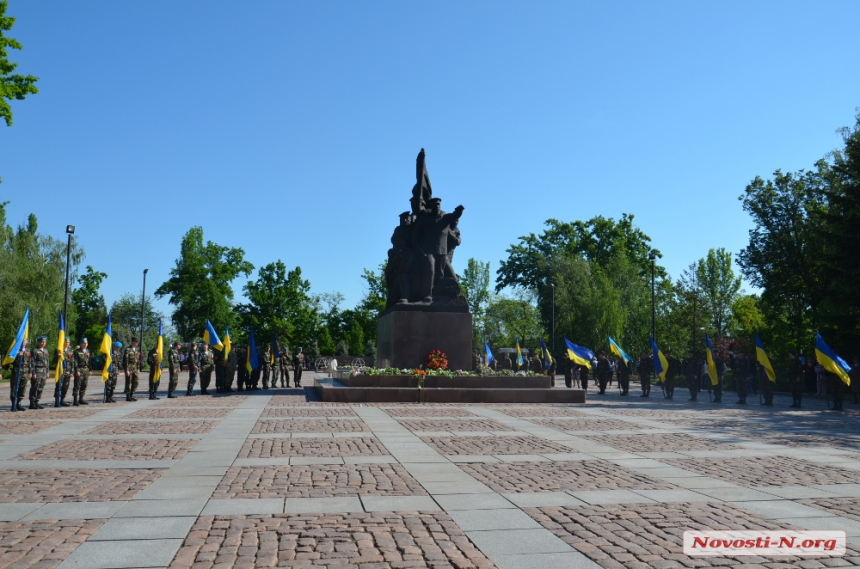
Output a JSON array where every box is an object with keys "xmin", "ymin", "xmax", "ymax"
[{"xmin": 3, "ymin": 374, "xmax": 860, "ymax": 568}]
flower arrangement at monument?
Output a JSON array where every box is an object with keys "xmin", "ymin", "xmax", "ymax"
[
  {"xmin": 425, "ymin": 350, "xmax": 448, "ymax": 371},
  {"xmin": 410, "ymin": 368, "xmax": 428, "ymax": 376}
]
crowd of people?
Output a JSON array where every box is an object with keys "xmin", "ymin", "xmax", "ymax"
[
  {"xmin": 6, "ymin": 336, "xmax": 314, "ymax": 410},
  {"xmin": 473, "ymin": 347, "xmax": 860, "ymax": 411}
]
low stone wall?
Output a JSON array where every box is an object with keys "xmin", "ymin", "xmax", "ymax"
[{"xmin": 345, "ymin": 374, "xmax": 552, "ymax": 389}]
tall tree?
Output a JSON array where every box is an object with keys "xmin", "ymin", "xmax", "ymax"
[
  {"xmin": 459, "ymin": 258, "xmax": 492, "ymax": 347},
  {"xmin": 235, "ymin": 261, "xmax": 319, "ymax": 351},
  {"xmin": 0, "ymin": 1, "xmax": 39, "ymax": 129},
  {"xmin": 695, "ymin": 248, "xmax": 742, "ymax": 338},
  {"xmin": 0, "ymin": 206, "xmax": 83, "ymax": 347},
  {"xmin": 70, "ymin": 266, "xmax": 108, "ymax": 341},
  {"xmin": 109, "ymin": 293, "xmax": 169, "ymax": 355},
  {"xmin": 155, "ymin": 227, "xmax": 254, "ymax": 340}
]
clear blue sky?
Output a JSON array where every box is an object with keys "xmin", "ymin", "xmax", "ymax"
[{"xmin": 2, "ymin": 1, "xmax": 859, "ymax": 319}]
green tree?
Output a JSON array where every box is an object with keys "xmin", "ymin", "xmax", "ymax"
[
  {"xmin": 0, "ymin": 206, "xmax": 83, "ymax": 349},
  {"xmin": 347, "ymin": 319, "xmax": 365, "ymax": 355},
  {"xmin": 459, "ymin": 258, "xmax": 491, "ymax": 347},
  {"xmin": 0, "ymin": 1, "xmax": 39, "ymax": 128},
  {"xmin": 695, "ymin": 248, "xmax": 742, "ymax": 338},
  {"xmin": 484, "ymin": 291, "xmax": 543, "ymax": 350},
  {"xmin": 109, "ymin": 293, "xmax": 168, "ymax": 359},
  {"xmin": 235, "ymin": 261, "xmax": 319, "ymax": 351},
  {"xmin": 155, "ymin": 227, "xmax": 254, "ymax": 340},
  {"xmin": 731, "ymin": 294, "xmax": 766, "ymax": 340},
  {"xmin": 70, "ymin": 266, "xmax": 108, "ymax": 341}
]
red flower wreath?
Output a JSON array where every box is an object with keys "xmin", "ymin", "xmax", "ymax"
[{"xmin": 425, "ymin": 349, "xmax": 448, "ymax": 371}]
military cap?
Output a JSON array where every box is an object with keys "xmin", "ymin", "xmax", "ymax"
[
  {"xmin": 113, "ymin": 341, "xmax": 123, "ymax": 348},
  {"xmin": 79, "ymin": 338, "xmax": 88, "ymax": 344},
  {"xmin": 429, "ymin": 197, "xmax": 442, "ymax": 203},
  {"xmin": 36, "ymin": 335, "xmax": 47, "ymax": 341}
]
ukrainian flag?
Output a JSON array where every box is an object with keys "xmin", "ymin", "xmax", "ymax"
[
  {"xmin": 564, "ymin": 338, "xmax": 594, "ymax": 370},
  {"xmin": 815, "ymin": 332, "xmax": 851, "ymax": 386},
  {"xmin": 2, "ymin": 308, "xmax": 30, "ymax": 366},
  {"xmin": 539, "ymin": 338, "xmax": 553, "ymax": 370},
  {"xmin": 649, "ymin": 338, "xmax": 669, "ymax": 381},
  {"xmin": 152, "ymin": 320, "xmax": 163, "ymax": 383},
  {"xmin": 515, "ymin": 337, "xmax": 524, "ymax": 369},
  {"xmin": 223, "ymin": 328, "xmax": 232, "ymax": 364},
  {"xmin": 484, "ymin": 342, "xmax": 494, "ymax": 367},
  {"xmin": 272, "ymin": 334, "xmax": 280, "ymax": 364},
  {"xmin": 54, "ymin": 312, "xmax": 65, "ymax": 383},
  {"xmin": 608, "ymin": 336, "xmax": 631, "ymax": 365},
  {"xmin": 754, "ymin": 333, "xmax": 776, "ymax": 383},
  {"xmin": 203, "ymin": 320, "xmax": 223, "ymax": 350},
  {"xmin": 246, "ymin": 328, "xmax": 259, "ymax": 374},
  {"xmin": 100, "ymin": 314, "xmax": 112, "ymax": 382},
  {"xmin": 705, "ymin": 334, "xmax": 719, "ymax": 386}
]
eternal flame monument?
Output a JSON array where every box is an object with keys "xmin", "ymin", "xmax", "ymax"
[{"xmin": 376, "ymin": 149, "xmax": 473, "ymax": 371}]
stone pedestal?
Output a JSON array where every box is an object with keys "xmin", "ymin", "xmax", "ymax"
[{"xmin": 376, "ymin": 309, "xmax": 473, "ymax": 371}]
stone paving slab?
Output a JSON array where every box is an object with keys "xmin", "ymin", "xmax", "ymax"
[
  {"xmin": 0, "ymin": 420, "xmax": 63, "ymax": 434},
  {"xmin": 12, "ymin": 438, "xmax": 199, "ymax": 461},
  {"xmin": 261, "ymin": 406, "xmax": 357, "ymax": 417},
  {"xmin": 421, "ymin": 436, "xmax": 574, "ymax": 456},
  {"xmin": 382, "ymin": 407, "xmax": 480, "ymax": 417},
  {"xmin": 251, "ymin": 418, "xmax": 369, "ymax": 433},
  {"xmin": 124, "ymin": 408, "xmax": 231, "ymax": 419},
  {"xmin": 238, "ymin": 436, "xmax": 389, "ymax": 458},
  {"xmin": 80, "ymin": 420, "xmax": 219, "ymax": 435},
  {"xmin": 59, "ymin": 537, "xmax": 183, "ymax": 569},
  {"xmin": 665, "ymin": 455, "xmax": 860, "ymax": 487}
]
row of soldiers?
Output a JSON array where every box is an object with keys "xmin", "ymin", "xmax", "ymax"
[{"xmin": 8, "ymin": 336, "xmax": 308, "ymax": 410}]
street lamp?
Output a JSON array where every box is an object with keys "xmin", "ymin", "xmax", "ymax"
[
  {"xmin": 649, "ymin": 250, "xmax": 657, "ymax": 341},
  {"xmin": 62, "ymin": 226, "xmax": 75, "ymax": 325},
  {"xmin": 140, "ymin": 269, "xmax": 149, "ymax": 347},
  {"xmin": 550, "ymin": 283, "xmax": 556, "ymax": 353}
]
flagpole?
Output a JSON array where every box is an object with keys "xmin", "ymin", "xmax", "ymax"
[
  {"xmin": 11, "ymin": 353, "xmax": 23, "ymax": 412},
  {"xmin": 53, "ymin": 311, "xmax": 62, "ymax": 408}
]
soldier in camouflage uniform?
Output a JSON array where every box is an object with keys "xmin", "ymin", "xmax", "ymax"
[
  {"xmin": 10, "ymin": 338, "xmax": 32, "ymax": 411},
  {"xmin": 271, "ymin": 351, "xmax": 280, "ymax": 388},
  {"xmin": 199, "ymin": 343, "xmax": 214, "ymax": 395},
  {"xmin": 214, "ymin": 347, "xmax": 225, "ymax": 393},
  {"xmin": 292, "ymin": 347, "xmax": 304, "ymax": 388},
  {"xmin": 225, "ymin": 345, "xmax": 237, "ymax": 392},
  {"xmin": 122, "ymin": 337, "xmax": 142, "ymax": 401},
  {"xmin": 235, "ymin": 345, "xmax": 247, "ymax": 391},
  {"xmin": 54, "ymin": 338, "xmax": 73, "ymax": 407},
  {"xmin": 28, "ymin": 336, "xmax": 50, "ymax": 410},
  {"xmin": 186, "ymin": 343, "xmax": 199, "ymax": 396},
  {"xmin": 280, "ymin": 350, "xmax": 290, "ymax": 387},
  {"xmin": 261, "ymin": 346, "xmax": 271, "ymax": 389},
  {"xmin": 71, "ymin": 338, "xmax": 90, "ymax": 406},
  {"xmin": 147, "ymin": 346, "xmax": 160, "ymax": 400},
  {"xmin": 106, "ymin": 341, "xmax": 121, "ymax": 403},
  {"xmin": 167, "ymin": 341, "xmax": 181, "ymax": 398}
]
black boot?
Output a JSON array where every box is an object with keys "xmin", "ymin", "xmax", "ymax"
[
  {"xmin": 168, "ymin": 391, "xmax": 175, "ymax": 398},
  {"xmin": 79, "ymin": 398, "xmax": 88, "ymax": 405},
  {"xmin": 72, "ymin": 395, "xmax": 79, "ymax": 406}
]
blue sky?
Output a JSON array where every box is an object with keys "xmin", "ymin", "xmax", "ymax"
[{"xmin": 2, "ymin": 1, "xmax": 859, "ymax": 319}]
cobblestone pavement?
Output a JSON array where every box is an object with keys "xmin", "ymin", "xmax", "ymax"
[
  {"xmin": 13, "ymin": 438, "xmax": 199, "ymax": 461},
  {"xmin": 4, "ymin": 374, "xmax": 860, "ymax": 569},
  {"xmin": 0, "ymin": 420, "xmax": 62, "ymax": 434},
  {"xmin": 397, "ymin": 419, "xmax": 512, "ymax": 432},
  {"xmin": 213, "ymin": 464, "xmax": 427, "ymax": 499},
  {"xmin": 458, "ymin": 460, "xmax": 674, "ymax": 493},
  {"xmin": 238, "ymin": 437, "xmax": 390, "ymax": 458},
  {"xmin": 421, "ymin": 436, "xmax": 574, "ymax": 455},
  {"xmin": 665, "ymin": 455, "xmax": 860, "ymax": 487},
  {"xmin": 82, "ymin": 420, "xmax": 220, "ymax": 435},
  {"xmin": 585, "ymin": 432, "xmax": 742, "ymax": 452},
  {"xmin": 382, "ymin": 407, "xmax": 479, "ymax": 417},
  {"xmin": 0, "ymin": 519, "xmax": 105, "ymax": 569},
  {"xmin": 527, "ymin": 502, "xmax": 860, "ymax": 568},
  {"xmin": 532, "ymin": 418, "xmax": 649, "ymax": 432},
  {"xmin": 0, "ymin": 468, "xmax": 161, "ymax": 502},
  {"xmin": 798, "ymin": 497, "xmax": 860, "ymax": 522},
  {"xmin": 251, "ymin": 419, "xmax": 370, "ymax": 434},
  {"xmin": 261, "ymin": 406, "xmax": 357, "ymax": 417},
  {"xmin": 169, "ymin": 513, "xmax": 496, "ymax": 569},
  {"xmin": 125, "ymin": 408, "xmax": 232, "ymax": 419}
]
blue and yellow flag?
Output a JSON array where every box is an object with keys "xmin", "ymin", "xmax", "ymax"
[
  {"xmin": 815, "ymin": 332, "xmax": 851, "ymax": 386},
  {"xmin": 705, "ymin": 334, "xmax": 719, "ymax": 386},
  {"xmin": 272, "ymin": 334, "xmax": 280, "ymax": 364},
  {"xmin": 564, "ymin": 338, "xmax": 594, "ymax": 370},
  {"xmin": 223, "ymin": 327, "xmax": 232, "ymax": 364},
  {"xmin": 246, "ymin": 328, "xmax": 259, "ymax": 374},
  {"xmin": 539, "ymin": 338, "xmax": 553, "ymax": 370},
  {"xmin": 515, "ymin": 337, "xmax": 524, "ymax": 369},
  {"xmin": 649, "ymin": 338, "xmax": 669, "ymax": 381},
  {"xmin": 100, "ymin": 314, "xmax": 112, "ymax": 382},
  {"xmin": 754, "ymin": 333, "xmax": 776, "ymax": 383},
  {"xmin": 152, "ymin": 320, "xmax": 164, "ymax": 383},
  {"xmin": 203, "ymin": 320, "xmax": 223, "ymax": 350},
  {"xmin": 484, "ymin": 342, "xmax": 494, "ymax": 366},
  {"xmin": 54, "ymin": 312, "xmax": 65, "ymax": 383},
  {"xmin": 608, "ymin": 336, "xmax": 631, "ymax": 365},
  {"xmin": 3, "ymin": 308, "xmax": 30, "ymax": 366}
]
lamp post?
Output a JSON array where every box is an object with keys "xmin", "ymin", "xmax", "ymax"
[
  {"xmin": 550, "ymin": 283, "xmax": 556, "ymax": 352},
  {"xmin": 649, "ymin": 251, "xmax": 656, "ymax": 341},
  {"xmin": 62, "ymin": 226, "xmax": 75, "ymax": 325},
  {"xmin": 140, "ymin": 269, "xmax": 148, "ymax": 347}
]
